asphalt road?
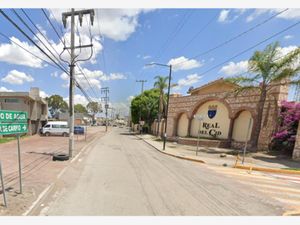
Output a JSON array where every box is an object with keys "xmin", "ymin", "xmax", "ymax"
[{"xmin": 42, "ymin": 128, "xmax": 285, "ymax": 216}]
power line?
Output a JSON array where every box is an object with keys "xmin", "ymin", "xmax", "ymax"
[
  {"xmin": 154, "ymin": 10, "xmax": 194, "ymax": 61},
  {"xmin": 0, "ymin": 32, "xmax": 61, "ymax": 71},
  {"xmin": 177, "ymin": 10, "xmax": 219, "ymax": 53},
  {"xmin": 0, "ymin": 9, "xmax": 69, "ymax": 74},
  {"xmin": 0, "ymin": 9, "xmax": 94, "ymax": 105},
  {"xmin": 196, "ymin": 19, "xmax": 300, "ymax": 78},
  {"xmin": 173, "ymin": 8, "xmax": 289, "ymax": 68},
  {"xmin": 40, "ymin": 8, "xmax": 100, "ymax": 101},
  {"xmin": 11, "ymin": 9, "xmax": 68, "ymax": 72}
]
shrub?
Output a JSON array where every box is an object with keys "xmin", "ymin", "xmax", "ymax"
[{"xmin": 270, "ymin": 101, "xmax": 300, "ymax": 155}]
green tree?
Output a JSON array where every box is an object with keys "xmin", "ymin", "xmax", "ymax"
[
  {"xmin": 87, "ymin": 101, "xmax": 102, "ymax": 123},
  {"xmin": 225, "ymin": 42, "xmax": 300, "ymax": 150},
  {"xmin": 130, "ymin": 89, "xmax": 160, "ymax": 130},
  {"xmin": 154, "ymin": 75, "xmax": 168, "ymax": 136},
  {"xmin": 74, "ymin": 104, "xmax": 87, "ymax": 113},
  {"xmin": 46, "ymin": 94, "xmax": 68, "ymax": 118}
]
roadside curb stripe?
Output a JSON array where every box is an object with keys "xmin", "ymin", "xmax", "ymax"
[{"xmin": 235, "ymin": 164, "xmax": 300, "ymax": 175}]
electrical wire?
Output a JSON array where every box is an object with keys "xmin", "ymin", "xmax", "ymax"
[
  {"xmin": 172, "ymin": 8, "xmax": 289, "ymax": 68},
  {"xmin": 195, "ymin": 19, "xmax": 300, "ymax": 78}
]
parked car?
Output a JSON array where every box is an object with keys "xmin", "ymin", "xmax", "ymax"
[
  {"xmin": 41, "ymin": 121, "xmax": 69, "ymax": 137},
  {"xmin": 74, "ymin": 126, "xmax": 85, "ymax": 134}
]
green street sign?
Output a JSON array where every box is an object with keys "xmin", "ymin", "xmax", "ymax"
[
  {"xmin": 0, "ymin": 123, "xmax": 28, "ymax": 135},
  {"xmin": 0, "ymin": 110, "xmax": 28, "ymax": 123}
]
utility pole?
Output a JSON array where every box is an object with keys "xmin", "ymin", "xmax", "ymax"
[
  {"xmin": 101, "ymin": 87, "xmax": 109, "ymax": 132},
  {"xmin": 62, "ymin": 8, "xmax": 95, "ymax": 158},
  {"xmin": 136, "ymin": 80, "xmax": 147, "ymax": 133},
  {"xmin": 145, "ymin": 63, "xmax": 172, "ymax": 150},
  {"xmin": 136, "ymin": 80, "xmax": 147, "ymax": 94}
]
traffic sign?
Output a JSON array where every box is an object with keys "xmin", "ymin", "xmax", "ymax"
[
  {"xmin": 0, "ymin": 110, "xmax": 28, "ymax": 123},
  {"xmin": 0, "ymin": 123, "xmax": 28, "ymax": 135}
]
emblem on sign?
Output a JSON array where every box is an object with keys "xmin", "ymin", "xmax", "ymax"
[{"xmin": 208, "ymin": 105, "xmax": 217, "ymax": 119}]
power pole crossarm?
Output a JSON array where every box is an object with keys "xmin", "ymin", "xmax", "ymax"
[{"xmin": 62, "ymin": 8, "xmax": 95, "ymax": 159}]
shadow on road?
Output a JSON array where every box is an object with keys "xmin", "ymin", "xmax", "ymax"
[{"xmin": 119, "ymin": 132, "xmax": 136, "ymax": 136}]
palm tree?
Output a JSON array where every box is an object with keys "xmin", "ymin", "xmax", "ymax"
[
  {"xmin": 226, "ymin": 42, "xmax": 300, "ymax": 150},
  {"xmin": 154, "ymin": 75, "xmax": 168, "ymax": 136}
]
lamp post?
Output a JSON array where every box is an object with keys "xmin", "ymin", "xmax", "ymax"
[
  {"xmin": 194, "ymin": 114, "xmax": 205, "ymax": 156},
  {"xmin": 145, "ymin": 62, "xmax": 172, "ymax": 150}
]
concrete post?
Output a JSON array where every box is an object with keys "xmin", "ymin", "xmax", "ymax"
[{"xmin": 292, "ymin": 124, "xmax": 300, "ymax": 161}]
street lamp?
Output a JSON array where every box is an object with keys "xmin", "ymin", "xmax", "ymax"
[
  {"xmin": 194, "ymin": 114, "xmax": 205, "ymax": 156},
  {"xmin": 145, "ymin": 62, "xmax": 172, "ymax": 150}
]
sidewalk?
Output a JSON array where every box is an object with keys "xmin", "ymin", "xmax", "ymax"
[
  {"xmin": 137, "ymin": 134, "xmax": 300, "ymax": 173},
  {"xmin": 0, "ymin": 126, "xmax": 108, "ymax": 215}
]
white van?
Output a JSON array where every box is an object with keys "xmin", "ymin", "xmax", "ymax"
[{"xmin": 41, "ymin": 121, "xmax": 69, "ymax": 137}]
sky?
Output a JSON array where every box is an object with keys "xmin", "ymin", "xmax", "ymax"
[{"xmin": 0, "ymin": 8, "xmax": 300, "ymax": 117}]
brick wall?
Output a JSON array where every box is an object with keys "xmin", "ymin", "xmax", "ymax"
[{"xmin": 164, "ymin": 79, "xmax": 289, "ymax": 151}]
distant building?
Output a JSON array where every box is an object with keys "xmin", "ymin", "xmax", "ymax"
[
  {"xmin": 0, "ymin": 87, "xmax": 48, "ymax": 135},
  {"xmin": 57, "ymin": 112, "xmax": 92, "ymax": 125}
]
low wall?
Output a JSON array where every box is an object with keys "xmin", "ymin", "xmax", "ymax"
[{"xmin": 177, "ymin": 137, "xmax": 230, "ymax": 148}]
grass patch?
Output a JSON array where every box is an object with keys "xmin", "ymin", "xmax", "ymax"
[
  {"xmin": 0, "ymin": 134, "xmax": 29, "ymax": 144},
  {"xmin": 0, "ymin": 137, "xmax": 16, "ymax": 144},
  {"xmin": 282, "ymin": 168, "xmax": 300, "ymax": 171}
]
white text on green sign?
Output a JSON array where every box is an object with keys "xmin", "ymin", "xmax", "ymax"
[
  {"xmin": 0, "ymin": 110, "xmax": 28, "ymax": 123},
  {"xmin": 0, "ymin": 123, "xmax": 28, "ymax": 135}
]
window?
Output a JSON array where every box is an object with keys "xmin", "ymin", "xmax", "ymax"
[
  {"xmin": 4, "ymin": 98, "xmax": 19, "ymax": 103},
  {"xmin": 52, "ymin": 124, "xmax": 60, "ymax": 128},
  {"xmin": 44, "ymin": 124, "xmax": 51, "ymax": 128},
  {"xmin": 60, "ymin": 125, "xmax": 68, "ymax": 128}
]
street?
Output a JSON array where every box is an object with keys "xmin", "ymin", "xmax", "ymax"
[{"xmin": 32, "ymin": 128, "xmax": 289, "ymax": 216}]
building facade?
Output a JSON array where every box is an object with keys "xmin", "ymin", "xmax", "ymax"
[
  {"xmin": 152, "ymin": 78, "xmax": 289, "ymax": 151},
  {"xmin": 0, "ymin": 87, "xmax": 48, "ymax": 135}
]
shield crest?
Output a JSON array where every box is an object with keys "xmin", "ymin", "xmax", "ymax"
[
  {"xmin": 208, "ymin": 105, "xmax": 217, "ymax": 119},
  {"xmin": 208, "ymin": 110, "xmax": 216, "ymax": 119}
]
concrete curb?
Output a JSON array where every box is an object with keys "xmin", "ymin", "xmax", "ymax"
[
  {"xmin": 234, "ymin": 164, "xmax": 300, "ymax": 175},
  {"xmin": 137, "ymin": 135, "xmax": 300, "ymax": 176},
  {"xmin": 137, "ymin": 135, "xmax": 205, "ymax": 164}
]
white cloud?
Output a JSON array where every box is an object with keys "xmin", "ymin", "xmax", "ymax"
[
  {"xmin": 106, "ymin": 73, "xmax": 127, "ymax": 80},
  {"xmin": 51, "ymin": 71, "xmax": 59, "ymax": 77},
  {"xmin": 284, "ymin": 35, "xmax": 294, "ymax": 40},
  {"xmin": 60, "ymin": 68, "xmax": 126, "ymax": 89},
  {"xmin": 143, "ymin": 55, "xmax": 151, "ymax": 60},
  {"xmin": 219, "ymin": 60, "xmax": 249, "ymax": 76},
  {"xmin": 173, "ymin": 74, "xmax": 202, "ymax": 90},
  {"xmin": 2, "ymin": 70, "xmax": 34, "ymax": 85},
  {"xmin": 219, "ymin": 46, "xmax": 300, "ymax": 76},
  {"xmin": 247, "ymin": 9, "xmax": 300, "ymax": 22},
  {"xmin": 0, "ymin": 37, "xmax": 44, "ymax": 68},
  {"xmin": 218, "ymin": 9, "xmax": 246, "ymax": 23},
  {"xmin": 39, "ymin": 90, "xmax": 49, "ymax": 98},
  {"xmin": 168, "ymin": 56, "xmax": 202, "ymax": 71},
  {"xmin": 277, "ymin": 45, "xmax": 298, "ymax": 57},
  {"xmin": 127, "ymin": 95, "xmax": 135, "ymax": 102},
  {"xmin": 218, "ymin": 10, "xmax": 230, "ymax": 23},
  {"xmin": 64, "ymin": 94, "xmax": 91, "ymax": 107},
  {"xmin": 0, "ymin": 86, "xmax": 13, "ymax": 92},
  {"xmin": 49, "ymin": 9, "xmax": 153, "ymax": 42}
]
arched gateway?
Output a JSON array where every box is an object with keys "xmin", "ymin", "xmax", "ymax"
[{"xmin": 161, "ymin": 78, "xmax": 289, "ymax": 150}]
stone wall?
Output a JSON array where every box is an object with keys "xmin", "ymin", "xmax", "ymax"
[
  {"xmin": 293, "ymin": 123, "xmax": 300, "ymax": 161},
  {"xmin": 164, "ymin": 79, "xmax": 289, "ymax": 151}
]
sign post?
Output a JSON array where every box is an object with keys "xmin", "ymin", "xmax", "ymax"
[
  {"xmin": 17, "ymin": 134, "xmax": 22, "ymax": 194},
  {"xmin": 194, "ymin": 114, "xmax": 205, "ymax": 156},
  {"xmin": 242, "ymin": 118, "xmax": 252, "ymax": 164},
  {"xmin": 0, "ymin": 110, "xmax": 28, "ymax": 196},
  {"xmin": 0, "ymin": 161, "xmax": 7, "ymax": 207}
]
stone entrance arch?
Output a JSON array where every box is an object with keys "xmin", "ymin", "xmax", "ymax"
[
  {"xmin": 232, "ymin": 110, "xmax": 253, "ymax": 142},
  {"xmin": 190, "ymin": 100, "xmax": 231, "ymax": 139},
  {"xmin": 177, "ymin": 113, "xmax": 189, "ymax": 137}
]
